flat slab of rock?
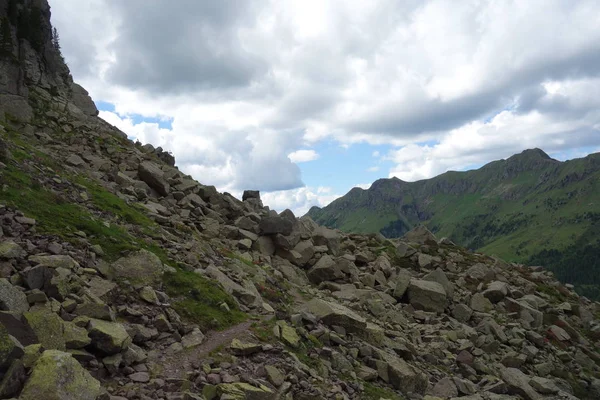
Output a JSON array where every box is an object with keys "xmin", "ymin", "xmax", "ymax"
[
  {"xmin": 298, "ymin": 299, "xmax": 366, "ymax": 333},
  {"xmin": 407, "ymin": 279, "xmax": 447, "ymax": 313},
  {"xmin": 138, "ymin": 161, "xmax": 170, "ymax": 196}
]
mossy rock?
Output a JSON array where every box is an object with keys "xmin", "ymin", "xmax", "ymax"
[
  {"xmin": 23, "ymin": 310, "xmax": 65, "ymax": 351},
  {"xmin": 217, "ymin": 382, "xmax": 274, "ymax": 400},
  {"xmin": 0, "ymin": 324, "xmax": 24, "ymax": 369},
  {"xmin": 63, "ymin": 321, "xmax": 91, "ymax": 349},
  {"xmin": 109, "ymin": 249, "xmax": 164, "ymax": 285},
  {"xmin": 0, "ymin": 240, "xmax": 23, "ymax": 259},
  {"xmin": 276, "ymin": 321, "xmax": 300, "ymax": 348},
  {"xmin": 19, "ymin": 350, "xmax": 103, "ymax": 400},
  {"xmin": 87, "ymin": 318, "xmax": 131, "ymax": 355}
]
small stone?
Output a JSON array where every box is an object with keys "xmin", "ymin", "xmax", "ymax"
[
  {"xmin": 139, "ymin": 286, "xmax": 159, "ymax": 304},
  {"xmin": 129, "ymin": 371, "xmax": 150, "ymax": 383},
  {"xmin": 230, "ymin": 338, "xmax": 262, "ymax": 356},
  {"xmin": 265, "ymin": 365, "xmax": 285, "ymax": 387}
]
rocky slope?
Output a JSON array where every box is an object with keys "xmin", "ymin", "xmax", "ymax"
[
  {"xmin": 306, "ymin": 150, "xmax": 600, "ymax": 299},
  {"xmin": 1, "ymin": 1, "xmax": 600, "ymax": 399}
]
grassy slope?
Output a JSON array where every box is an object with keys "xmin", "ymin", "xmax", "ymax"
[
  {"xmin": 307, "ymin": 149, "xmax": 600, "ymax": 297},
  {"xmin": 1, "ymin": 126, "xmax": 246, "ymax": 330}
]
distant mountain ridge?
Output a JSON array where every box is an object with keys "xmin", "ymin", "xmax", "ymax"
[{"xmin": 307, "ymin": 148, "xmax": 600, "ymax": 298}]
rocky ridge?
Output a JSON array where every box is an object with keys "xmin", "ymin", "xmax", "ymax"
[{"xmin": 1, "ymin": 1, "xmax": 600, "ymax": 399}]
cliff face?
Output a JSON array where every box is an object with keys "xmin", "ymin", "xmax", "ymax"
[{"xmin": 0, "ymin": 0, "xmax": 97, "ymax": 122}]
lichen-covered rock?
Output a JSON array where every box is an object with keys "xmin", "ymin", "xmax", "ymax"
[
  {"xmin": 23, "ymin": 310, "xmax": 66, "ymax": 351},
  {"xmin": 275, "ymin": 321, "xmax": 300, "ymax": 348},
  {"xmin": 0, "ymin": 358, "xmax": 26, "ymax": 398},
  {"xmin": 63, "ymin": 321, "xmax": 91, "ymax": 349},
  {"xmin": 19, "ymin": 350, "xmax": 103, "ymax": 400},
  {"xmin": 0, "ymin": 240, "xmax": 23, "ymax": 259},
  {"xmin": 29, "ymin": 254, "xmax": 79, "ymax": 269},
  {"xmin": 87, "ymin": 319, "xmax": 131, "ymax": 355},
  {"xmin": 230, "ymin": 339, "xmax": 262, "ymax": 356},
  {"xmin": 470, "ymin": 292, "xmax": 493, "ymax": 313},
  {"xmin": 110, "ymin": 249, "xmax": 165, "ymax": 285},
  {"xmin": 0, "ymin": 278, "xmax": 28, "ymax": 314},
  {"xmin": 217, "ymin": 382, "xmax": 274, "ymax": 400},
  {"xmin": 0, "ymin": 324, "xmax": 24, "ymax": 369}
]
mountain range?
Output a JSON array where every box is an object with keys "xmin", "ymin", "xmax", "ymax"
[{"xmin": 307, "ymin": 149, "xmax": 600, "ymax": 298}]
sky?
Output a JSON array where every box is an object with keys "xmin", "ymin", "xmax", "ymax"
[{"xmin": 50, "ymin": 0, "xmax": 600, "ymax": 215}]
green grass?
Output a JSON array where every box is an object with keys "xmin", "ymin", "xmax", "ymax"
[
  {"xmin": 163, "ymin": 268, "xmax": 247, "ymax": 331},
  {"xmin": 74, "ymin": 176, "xmax": 155, "ymax": 227},
  {"xmin": 1, "ymin": 163, "xmax": 140, "ymax": 259},
  {"xmin": 362, "ymin": 382, "xmax": 404, "ymax": 400}
]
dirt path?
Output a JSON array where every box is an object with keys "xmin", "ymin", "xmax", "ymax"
[{"xmin": 156, "ymin": 320, "xmax": 255, "ymax": 379}]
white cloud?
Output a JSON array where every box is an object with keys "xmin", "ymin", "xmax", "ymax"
[
  {"xmin": 354, "ymin": 183, "xmax": 372, "ymax": 190},
  {"xmin": 261, "ymin": 186, "xmax": 340, "ymax": 216},
  {"xmin": 387, "ymin": 81, "xmax": 600, "ymax": 181},
  {"xmin": 367, "ymin": 166, "xmax": 379, "ymax": 172},
  {"xmin": 50, "ymin": 0, "xmax": 600, "ymax": 211},
  {"xmin": 288, "ymin": 149, "xmax": 319, "ymax": 163}
]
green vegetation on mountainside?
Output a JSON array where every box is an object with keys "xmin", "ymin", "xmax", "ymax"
[
  {"xmin": 307, "ymin": 149, "xmax": 600, "ymax": 298},
  {"xmin": 1, "ymin": 126, "xmax": 246, "ymax": 330}
]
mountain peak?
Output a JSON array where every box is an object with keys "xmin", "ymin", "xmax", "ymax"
[{"xmin": 515, "ymin": 148, "xmax": 552, "ymax": 160}]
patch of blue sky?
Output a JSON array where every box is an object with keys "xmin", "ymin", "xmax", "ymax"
[
  {"xmin": 298, "ymin": 141, "xmax": 394, "ymax": 194},
  {"xmin": 94, "ymin": 101, "xmax": 173, "ymax": 130},
  {"xmin": 482, "ymin": 103, "xmax": 518, "ymax": 123},
  {"xmin": 550, "ymin": 146, "xmax": 600, "ymax": 161}
]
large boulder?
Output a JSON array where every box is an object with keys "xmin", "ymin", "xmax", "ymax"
[
  {"xmin": 71, "ymin": 83, "xmax": 99, "ymax": 116},
  {"xmin": 259, "ymin": 216, "xmax": 293, "ymax": 236},
  {"xmin": 87, "ymin": 319, "xmax": 131, "ymax": 355},
  {"xmin": 402, "ymin": 225, "xmax": 436, "ymax": 244},
  {"xmin": 19, "ymin": 350, "xmax": 103, "ymax": 400},
  {"xmin": 312, "ymin": 226, "xmax": 340, "ymax": 256},
  {"xmin": 298, "ymin": 299, "xmax": 366, "ymax": 334},
  {"xmin": 500, "ymin": 367, "xmax": 542, "ymax": 400},
  {"xmin": 307, "ymin": 255, "xmax": 343, "ymax": 284},
  {"xmin": 483, "ymin": 281, "xmax": 509, "ymax": 303},
  {"xmin": 424, "ymin": 268, "xmax": 454, "ymax": 298},
  {"xmin": 0, "ymin": 279, "xmax": 28, "ymax": 314},
  {"xmin": 0, "ymin": 324, "xmax": 24, "ymax": 369},
  {"xmin": 204, "ymin": 266, "xmax": 262, "ymax": 307},
  {"xmin": 393, "ymin": 270, "xmax": 412, "ymax": 299},
  {"xmin": 0, "ymin": 312, "xmax": 38, "ymax": 346},
  {"xmin": 23, "ymin": 310, "xmax": 65, "ymax": 351},
  {"xmin": 386, "ymin": 355, "xmax": 429, "ymax": 394},
  {"xmin": 110, "ymin": 249, "xmax": 165, "ymax": 285},
  {"xmin": 407, "ymin": 279, "xmax": 447, "ymax": 313},
  {"xmin": 0, "ymin": 240, "xmax": 23, "ymax": 259},
  {"xmin": 138, "ymin": 161, "xmax": 170, "ymax": 196}
]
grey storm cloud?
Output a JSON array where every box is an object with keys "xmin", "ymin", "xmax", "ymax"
[{"xmin": 103, "ymin": 0, "xmax": 267, "ymax": 93}]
